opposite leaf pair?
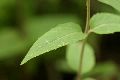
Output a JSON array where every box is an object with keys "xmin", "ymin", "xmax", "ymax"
[
  {"xmin": 21, "ymin": 12, "xmax": 120, "ymax": 61},
  {"xmin": 21, "ymin": 0, "xmax": 120, "ymax": 75}
]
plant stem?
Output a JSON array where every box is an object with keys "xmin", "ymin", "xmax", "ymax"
[
  {"xmin": 85, "ymin": 0, "xmax": 91, "ymax": 33},
  {"xmin": 76, "ymin": 0, "xmax": 91, "ymax": 80}
]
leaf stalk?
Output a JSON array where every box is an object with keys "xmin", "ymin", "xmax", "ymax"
[{"xmin": 76, "ymin": 0, "xmax": 91, "ymax": 80}]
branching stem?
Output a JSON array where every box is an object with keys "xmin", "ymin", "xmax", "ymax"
[{"xmin": 76, "ymin": 0, "xmax": 91, "ymax": 80}]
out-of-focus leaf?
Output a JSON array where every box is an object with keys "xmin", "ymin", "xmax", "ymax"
[
  {"xmin": 83, "ymin": 78, "xmax": 95, "ymax": 80},
  {"xmin": 25, "ymin": 14, "xmax": 80, "ymax": 41},
  {"xmin": 21, "ymin": 22, "xmax": 85, "ymax": 65},
  {"xmin": 90, "ymin": 62, "xmax": 118, "ymax": 76},
  {"xmin": 66, "ymin": 42, "xmax": 95, "ymax": 74},
  {"xmin": 0, "ymin": 28, "xmax": 26, "ymax": 59},
  {"xmin": 98, "ymin": 0, "xmax": 120, "ymax": 12},
  {"xmin": 90, "ymin": 13, "xmax": 120, "ymax": 34}
]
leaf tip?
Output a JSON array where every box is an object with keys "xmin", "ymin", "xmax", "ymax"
[
  {"xmin": 20, "ymin": 60, "xmax": 25, "ymax": 65},
  {"xmin": 20, "ymin": 58, "xmax": 28, "ymax": 65}
]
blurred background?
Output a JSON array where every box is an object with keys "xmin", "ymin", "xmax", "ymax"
[{"xmin": 0, "ymin": 0, "xmax": 120, "ymax": 80}]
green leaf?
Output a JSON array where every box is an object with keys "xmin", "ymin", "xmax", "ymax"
[
  {"xmin": 21, "ymin": 22, "xmax": 85, "ymax": 65},
  {"xmin": 90, "ymin": 13, "xmax": 120, "ymax": 34},
  {"xmin": 98, "ymin": 0, "xmax": 120, "ymax": 12},
  {"xmin": 66, "ymin": 42, "xmax": 95, "ymax": 74}
]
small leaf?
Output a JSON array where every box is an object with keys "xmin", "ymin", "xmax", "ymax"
[
  {"xmin": 21, "ymin": 22, "xmax": 85, "ymax": 65},
  {"xmin": 66, "ymin": 42, "xmax": 95, "ymax": 74},
  {"xmin": 98, "ymin": 0, "xmax": 120, "ymax": 12},
  {"xmin": 90, "ymin": 13, "xmax": 120, "ymax": 34}
]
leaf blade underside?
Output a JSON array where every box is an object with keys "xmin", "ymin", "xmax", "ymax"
[
  {"xmin": 90, "ymin": 13, "xmax": 120, "ymax": 34},
  {"xmin": 98, "ymin": 0, "xmax": 120, "ymax": 12},
  {"xmin": 66, "ymin": 42, "xmax": 95, "ymax": 74}
]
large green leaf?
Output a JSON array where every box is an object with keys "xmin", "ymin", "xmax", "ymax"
[
  {"xmin": 98, "ymin": 0, "xmax": 120, "ymax": 12},
  {"xmin": 21, "ymin": 22, "xmax": 85, "ymax": 65},
  {"xmin": 66, "ymin": 42, "xmax": 95, "ymax": 74},
  {"xmin": 90, "ymin": 13, "xmax": 120, "ymax": 34}
]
